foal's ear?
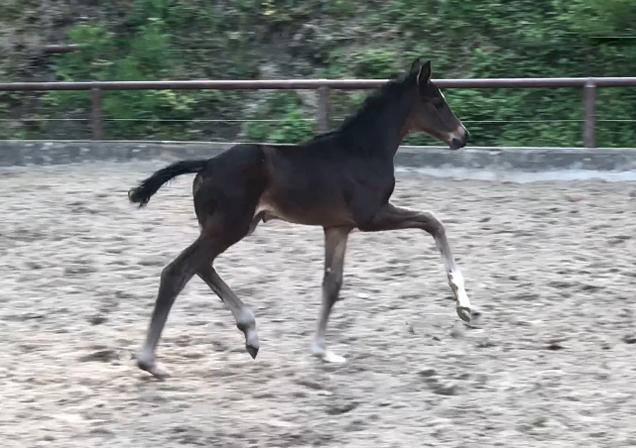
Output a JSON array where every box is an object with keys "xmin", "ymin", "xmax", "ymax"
[
  {"xmin": 410, "ymin": 57, "xmax": 423, "ymax": 73},
  {"xmin": 417, "ymin": 60, "xmax": 432, "ymax": 86}
]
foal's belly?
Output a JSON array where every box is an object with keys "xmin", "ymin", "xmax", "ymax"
[
  {"xmin": 254, "ymin": 188, "xmax": 355, "ymax": 227},
  {"xmin": 257, "ymin": 145, "xmax": 360, "ymax": 227}
]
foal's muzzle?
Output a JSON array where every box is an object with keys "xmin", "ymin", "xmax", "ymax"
[{"xmin": 448, "ymin": 125, "xmax": 469, "ymax": 150}]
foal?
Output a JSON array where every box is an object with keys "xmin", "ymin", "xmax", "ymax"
[{"xmin": 128, "ymin": 60, "xmax": 471, "ymax": 379}]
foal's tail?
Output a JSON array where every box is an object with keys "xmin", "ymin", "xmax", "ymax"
[{"xmin": 128, "ymin": 159, "xmax": 209, "ymax": 207}]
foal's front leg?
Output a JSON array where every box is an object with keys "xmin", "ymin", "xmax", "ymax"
[
  {"xmin": 310, "ymin": 226, "xmax": 351, "ymax": 363},
  {"xmin": 359, "ymin": 203, "xmax": 471, "ymax": 322}
]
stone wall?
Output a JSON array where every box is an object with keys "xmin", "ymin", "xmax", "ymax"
[{"xmin": 1, "ymin": 140, "xmax": 636, "ymax": 172}]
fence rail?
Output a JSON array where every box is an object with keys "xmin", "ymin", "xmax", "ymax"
[{"xmin": 2, "ymin": 77, "xmax": 636, "ymax": 147}]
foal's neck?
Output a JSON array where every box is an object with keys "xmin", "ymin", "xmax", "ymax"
[
  {"xmin": 341, "ymin": 85, "xmax": 414, "ymax": 159},
  {"xmin": 381, "ymin": 96, "xmax": 413, "ymax": 158}
]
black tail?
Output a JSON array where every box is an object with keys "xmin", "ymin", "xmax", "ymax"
[{"xmin": 128, "ymin": 159, "xmax": 209, "ymax": 207}]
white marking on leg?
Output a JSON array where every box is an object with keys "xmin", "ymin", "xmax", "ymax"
[
  {"xmin": 137, "ymin": 347, "xmax": 154, "ymax": 366},
  {"xmin": 311, "ymin": 338, "xmax": 347, "ymax": 363},
  {"xmin": 310, "ymin": 337, "xmax": 326, "ymax": 355},
  {"xmin": 136, "ymin": 348, "xmax": 170, "ymax": 379},
  {"xmin": 323, "ymin": 351, "xmax": 346, "ymax": 363},
  {"xmin": 449, "ymin": 270, "xmax": 470, "ymax": 309}
]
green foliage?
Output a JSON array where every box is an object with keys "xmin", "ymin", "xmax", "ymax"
[
  {"xmin": 1, "ymin": 0, "xmax": 635, "ymax": 146},
  {"xmin": 351, "ymin": 49, "xmax": 403, "ymax": 79},
  {"xmin": 242, "ymin": 92, "xmax": 315, "ymax": 143},
  {"xmin": 269, "ymin": 109, "xmax": 315, "ymax": 144}
]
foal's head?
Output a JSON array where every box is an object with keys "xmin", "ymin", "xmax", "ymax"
[{"xmin": 407, "ymin": 60, "xmax": 469, "ymax": 150}]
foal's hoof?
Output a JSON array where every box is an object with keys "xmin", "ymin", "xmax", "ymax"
[
  {"xmin": 321, "ymin": 351, "xmax": 347, "ymax": 364},
  {"xmin": 245, "ymin": 329, "xmax": 260, "ymax": 360},
  {"xmin": 246, "ymin": 344, "xmax": 259, "ymax": 359},
  {"xmin": 456, "ymin": 305, "xmax": 472, "ymax": 323},
  {"xmin": 310, "ymin": 340, "xmax": 347, "ymax": 364},
  {"xmin": 137, "ymin": 359, "xmax": 171, "ymax": 380}
]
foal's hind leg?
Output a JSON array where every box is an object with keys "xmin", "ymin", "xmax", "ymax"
[
  {"xmin": 359, "ymin": 203, "xmax": 472, "ymax": 322},
  {"xmin": 310, "ymin": 226, "xmax": 351, "ymax": 363},
  {"xmin": 197, "ymin": 264, "xmax": 259, "ymax": 359},
  {"xmin": 137, "ymin": 235, "xmax": 216, "ymax": 379}
]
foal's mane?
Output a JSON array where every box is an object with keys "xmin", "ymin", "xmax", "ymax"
[
  {"xmin": 303, "ymin": 70, "xmax": 417, "ymax": 146},
  {"xmin": 338, "ymin": 72, "xmax": 416, "ymax": 133}
]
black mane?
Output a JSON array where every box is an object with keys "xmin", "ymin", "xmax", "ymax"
[
  {"xmin": 337, "ymin": 72, "xmax": 416, "ymax": 133},
  {"xmin": 302, "ymin": 70, "xmax": 417, "ymax": 147}
]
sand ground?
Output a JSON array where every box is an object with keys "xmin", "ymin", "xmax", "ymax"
[{"xmin": 1, "ymin": 161, "xmax": 635, "ymax": 448}]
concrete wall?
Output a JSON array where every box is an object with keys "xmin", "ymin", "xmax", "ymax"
[{"xmin": 2, "ymin": 140, "xmax": 636, "ymax": 172}]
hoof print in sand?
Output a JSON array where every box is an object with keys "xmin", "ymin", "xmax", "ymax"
[
  {"xmin": 622, "ymin": 335, "xmax": 636, "ymax": 345},
  {"xmin": 78, "ymin": 349, "xmax": 118, "ymax": 363}
]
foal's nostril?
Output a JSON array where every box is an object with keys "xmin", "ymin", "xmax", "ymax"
[{"xmin": 450, "ymin": 137, "xmax": 465, "ymax": 150}]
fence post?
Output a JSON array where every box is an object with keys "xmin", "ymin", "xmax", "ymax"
[
  {"xmin": 584, "ymin": 79, "xmax": 596, "ymax": 149},
  {"xmin": 317, "ymin": 85, "xmax": 330, "ymax": 133},
  {"xmin": 91, "ymin": 87, "xmax": 103, "ymax": 140}
]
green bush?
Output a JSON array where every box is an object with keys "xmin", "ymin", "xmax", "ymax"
[{"xmin": 1, "ymin": 0, "xmax": 634, "ymax": 146}]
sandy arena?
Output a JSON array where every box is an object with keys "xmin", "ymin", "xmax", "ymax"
[{"xmin": 1, "ymin": 160, "xmax": 635, "ymax": 447}]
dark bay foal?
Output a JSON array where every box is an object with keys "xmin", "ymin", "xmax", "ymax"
[{"xmin": 128, "ymin": 60, "xmax": 471, "ymax": 379}]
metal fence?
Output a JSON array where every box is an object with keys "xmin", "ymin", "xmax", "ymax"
[{"xmin": 2, "ymin": 77, "xmax": 636, "ymax": 147}]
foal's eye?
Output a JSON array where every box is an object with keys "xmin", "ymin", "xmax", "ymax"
[{"xmin": 431, "ymin": 98, "xmax": 445, "ymax": 110}]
